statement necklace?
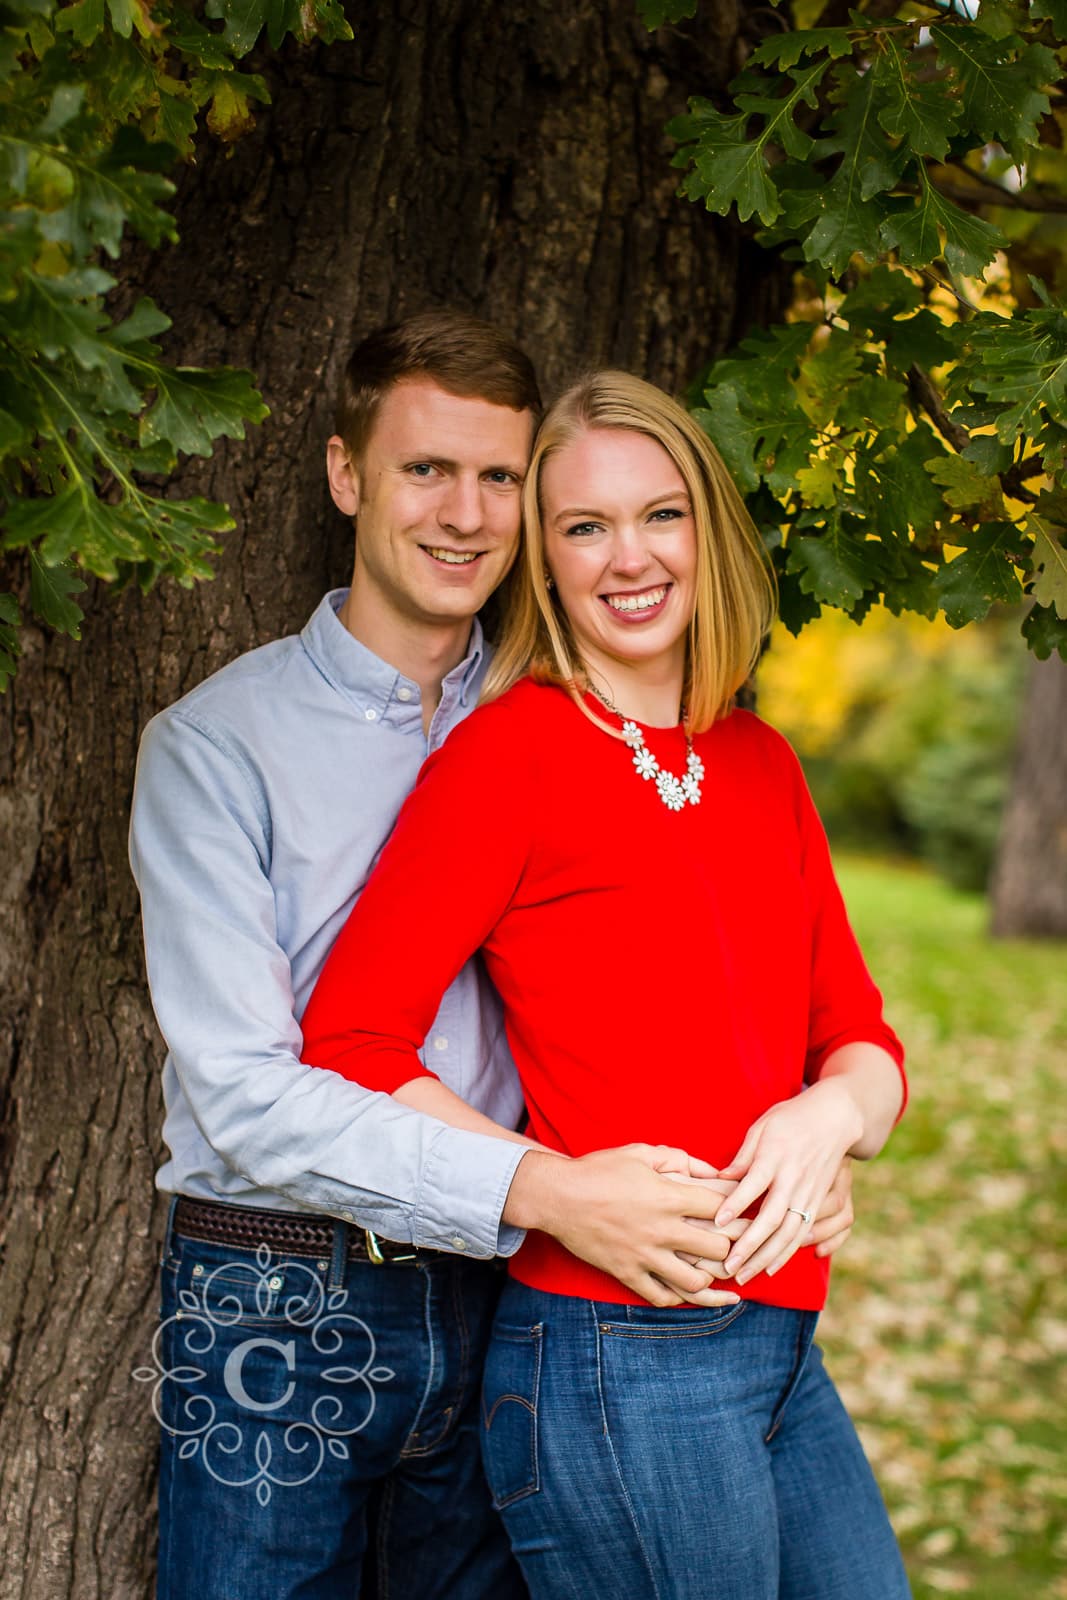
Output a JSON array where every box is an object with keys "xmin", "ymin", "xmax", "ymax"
[{"xmin": 589, "ymin": 685, "xmax": 704, "ymax": 813}]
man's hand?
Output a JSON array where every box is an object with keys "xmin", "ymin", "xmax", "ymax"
[
  {"xmin": 504, "ymin": 1145, "xmax": 742, "ymax": 1308},
  {"xmin": 811, "ymin": 1156, "xmax": 854, "ymax": 1259}
]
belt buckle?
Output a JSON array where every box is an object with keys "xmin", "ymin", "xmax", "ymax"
[{"xmin": 363, "ymin": 1227, "xmax": 416, "ymax": 1265}]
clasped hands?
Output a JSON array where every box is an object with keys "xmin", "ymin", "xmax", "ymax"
[{"xmin": 660, "ymin": 1150, "xmax": 854, "ymax": 1306}]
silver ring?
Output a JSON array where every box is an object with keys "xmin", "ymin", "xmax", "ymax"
[{"xmin": 787, "ymin": 1206, "xmax": 813, "ymax": 1225}]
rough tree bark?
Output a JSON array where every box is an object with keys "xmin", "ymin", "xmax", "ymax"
[
  {"xmin": 990, "ymin": 653, "xmax": 1067, "ymax": 937},
  {"xmin": 0, "ymin": 3, "xmax": 791, "ymax": 1594}
]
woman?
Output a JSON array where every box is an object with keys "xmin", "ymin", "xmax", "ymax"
[{"xmin": 300, "ymin": 372, "xmax": 911, "ymax": 1599}]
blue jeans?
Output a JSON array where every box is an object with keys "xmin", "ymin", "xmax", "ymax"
[
  {"xmin": 480, "ymin": 1282, "xmax": 911, "ymax": 1600},
  {"xmin": 151, "ymin": 1206, "xmax": 525, "ymax": 1600}
]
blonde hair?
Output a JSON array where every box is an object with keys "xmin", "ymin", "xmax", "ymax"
[{"xmin": 482, "ymin": 370, "xmax": 776, "ymax": 733}]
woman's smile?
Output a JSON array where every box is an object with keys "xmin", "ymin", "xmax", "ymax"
[{"xmin": 541, "ymin": 428, "xmax": 697, "ymax": 697}]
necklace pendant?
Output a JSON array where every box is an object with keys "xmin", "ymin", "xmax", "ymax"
[{"xmin": 589, "ymin": 685, "xmax": 704, "ymax": 813}]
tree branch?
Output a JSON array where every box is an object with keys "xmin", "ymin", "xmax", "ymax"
[
  {"xmin": 907, "ymin": 364, "xmax": 1041, "ymax": 505},
  {"xmin": 908, "ymin": 364, "xmax": 970, "ymax": 452},
  {"xmin": 934, "ymin": 165, "xmax": 1067, "ymax": 217}
]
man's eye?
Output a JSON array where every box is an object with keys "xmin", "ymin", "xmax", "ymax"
[
  {"xmin": 409, "ymin": 462, "xmax": 435, "ymax": 477},
  {"xmin": 485, "ymin": 470, "xmax": 518, "ymax": 485}
]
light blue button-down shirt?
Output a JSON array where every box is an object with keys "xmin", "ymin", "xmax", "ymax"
[{"xmin": 129, "ymin": 590, "xmax": 527, "ymax": 1258}]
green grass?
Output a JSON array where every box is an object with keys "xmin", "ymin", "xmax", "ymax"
[{"xmin": 822, "ymin": 857, "xmax": 1067, "ymax": 1600}]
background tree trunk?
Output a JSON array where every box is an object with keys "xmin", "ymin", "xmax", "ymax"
[
  {"xmin": 990, "ymin": 653, "xmax": 1067, "ymax": 937},
  {"xmin": 0, "ymin": 3, "xmax": 791, "ymax": 1594}
]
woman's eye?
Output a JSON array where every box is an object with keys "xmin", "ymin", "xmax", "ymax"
[
  {"xmin": 565, "ymin": 522, "xmax": 601, "ymax": 538},
  {"xmin": 649, "ymin": 507, "xmax": 683, "ymax": 522}
]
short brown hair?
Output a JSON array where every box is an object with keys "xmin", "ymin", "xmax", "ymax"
[
  {"xmin": 483, "ymin": 370, "xmax": 776, "ymax": 732},
  {"xmin": 335, "ymin": 309, "xmax": 542, "ymax": 459}
]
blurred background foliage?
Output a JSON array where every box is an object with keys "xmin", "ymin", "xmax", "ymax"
[{"xmin": 758, "ymin": 605, "xmax": 1024, "ymax": 893}]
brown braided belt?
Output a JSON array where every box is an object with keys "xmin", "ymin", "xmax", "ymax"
[{"xmin": 173, "ymin": 1195, "xmax": 450, "ymax": 1265}]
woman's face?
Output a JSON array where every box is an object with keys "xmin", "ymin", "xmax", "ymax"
[{"xmin": 540, "ymin": 427, "xmax": 698, "ymax": 687}]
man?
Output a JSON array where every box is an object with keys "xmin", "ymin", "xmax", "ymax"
[{"xmin": 131, "ymin": 310, "xmax": 852, "ymax": 1600}]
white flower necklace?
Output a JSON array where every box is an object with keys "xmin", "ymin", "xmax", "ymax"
[{"xmin": 589, "ymin": 685, "xmax": 704, "ymax": 812}]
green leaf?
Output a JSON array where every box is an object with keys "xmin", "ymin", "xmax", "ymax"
[
  {"xmin": 671, "ymin": 59, "xmax": 831, "ymax": 226},
  {"xmin": 202, "ymin": 0, "xmax": 310, "ymax": 56},
  {"xmin": 802, "ymin": 69, "xmax": 902, "ymax": 274},
  {"xmin": 748, "ymin": 28, "xmax": 852, "ymax": 70},
  {"xmin": 141, "ymin": 365, "xmax": 268, "ymax": 457},
  {"xmin": 1022, "ymin": 602, "xmax": 1067, "ymax": 658},
  {"xmin": 107, "ymin": 0, "xmax": 137, "ymax": 38},
  {"xmin": 638, "ymin": 0, "xmax": 696, "ymax": 26},
  {"xmin": 160, "ymin": 15, "xmax": 237, "ymax": 68},
  {"xmin": 29, "ymin": 547, "xmax": 85, "ymax": 635},
  {"xmin": 54, "ymin": 0, "xmax": 106, "ymax": 46},
  {"xmin": 1030, "ymin": 0, "xmax": 1067, "ymax": 40},
  {"xmin": 877, "ymin": 36, "xmax": 961, "ymax": 162},
  {"xmin": 0, "ymin": 591, "xmax": 20, "ymax": 690},
  {"xmin": 924, "ymin": 454, "xmax": 1005, "ymax": 516},
  {"xmin": 36, "ymin": 83, "xmax": 86, "ymax": 138},
  {"xmin": 932, "ymin": 26, "xmax": 1055, "ymax": 160},
  {"xmin": 959, "ymin": 305, "xmax": 1067, "ymax": 444},
  {"xmin": 794, "ymin": 328, "xmax": 863, "ymax": 426},
  {"xmin": 672, "ymin": 105, "xmax": 781, "ymax": 226},
  {"xmin": 786, "ymin": 527, "xmax": 874, "ymax": 609},
  {"xmin": 881, "ymin": 169, "xmax": 1006, "ymax": 277},
  {"xmin": 975, "ymin": 0, "xmax": 1025, "ymax": 42},
  {"xmin": 0, "ymin": 404, "xmax": 33, "ymax": 455},
  {"xmin": 1028, "ymin": 516, "xmax": 1067, "ymax": 617},
  {"xmin": 934, "ymin": 522, "xmax": 1023, "ymax": 625},
  {"xmin": 794, "ymin": 455, "xmax": 841, "ymax": 508},
  {"xmin": 3, "ymin": 483, "xmax": 140, "ymax": 575},
  {"xmin": 695, "ymin": 385, "xmax": 762, "ymax": 494},
  {"xmin": 856, "ymin": 427, "xmax": 948, "ymax": 543},
  {"xmin": 961, "ymin": 433, "xmax": 1013, "ymax": 476}
]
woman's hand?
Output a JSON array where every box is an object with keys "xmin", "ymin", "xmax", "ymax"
[{"xmin": 712, "ymin": 1079, "xmax": 863, "ymax": 1285}]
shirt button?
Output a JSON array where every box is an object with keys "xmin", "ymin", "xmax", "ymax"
[
  {"xmin": 451, "ymin": 1236, "xmax": 467, "ymax": 1251},
  {"xmin": 432, "ymin": 1035, "xmax": 448, "ymax": 1051},
  {"xmin": 364, "ymin": 708, "xmax": 377, "ymax": 721},
  {"xmin": 396, "ymin": 687, "xmax": 413, "ymax": 702}
]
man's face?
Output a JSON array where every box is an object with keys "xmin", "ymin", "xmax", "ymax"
[{"xmin": 332, "ymin": 378, "xmax": 534, "ymax": 634}]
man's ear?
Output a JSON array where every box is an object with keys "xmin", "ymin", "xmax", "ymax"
[{"xmin": 326, "ymin": 436, "xmax": 360, "ymax": 517}]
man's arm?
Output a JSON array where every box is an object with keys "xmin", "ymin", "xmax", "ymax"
[{"xmin": 129, "ymin": 709, "xmax": 529, "ymax": 1258}]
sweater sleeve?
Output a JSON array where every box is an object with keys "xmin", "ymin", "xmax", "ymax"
[
  {"xmin": 779, "ymin": 738, "xmax": 908, "ymax": 1110},
  {"xmin": 300, "ymin": 700, "xmax": 533, "ymax": 1092}
]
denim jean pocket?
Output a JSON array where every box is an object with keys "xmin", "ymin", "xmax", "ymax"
[
  {"xmin": 481, "ymin": 1322, "xmax": 543, "ymax": 1509},
  {"xmin": 595, "ymin": 1300, "xmax": 748, "ymax": 1340},
  {"xmin": 165, "ymin": 1243, "xmax": 326, "ymax": 1329}
]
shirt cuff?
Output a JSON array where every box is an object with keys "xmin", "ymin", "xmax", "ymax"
[{"xmin": 414, "ymin": 1128, "xmax": 529, "ymax": 1259}]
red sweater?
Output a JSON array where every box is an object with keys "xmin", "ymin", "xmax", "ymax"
[{"xmin": 301, "ymin": 679, "xmax": 905, "ymax": 1310}]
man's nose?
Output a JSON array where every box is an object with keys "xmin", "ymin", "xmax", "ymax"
[{"xmin": 438, "ymin": 474, "xmax": 482, "ymax": 537}]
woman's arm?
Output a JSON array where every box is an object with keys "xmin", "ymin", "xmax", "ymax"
[{"xmin": 710, "ymin": 737, "xmax": 907, "ymax": 1284}]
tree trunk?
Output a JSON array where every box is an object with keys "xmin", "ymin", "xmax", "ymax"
[
  {"xmin": 0, "ymin": 4, "xmax": 790, "ymax": 1594},
  {"xmin": 990, "ymin": 652, "xmax": 1067, "ymax": 937}
]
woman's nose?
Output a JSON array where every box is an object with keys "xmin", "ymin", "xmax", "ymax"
[{"xmin": 609, "ymin": 528, "xmax": 650, "ymax": 575}]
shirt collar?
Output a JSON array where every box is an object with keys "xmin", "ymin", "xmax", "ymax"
[{"xmin": 301, "ymin": 589, "xmax": 489, "ymax": 720}]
